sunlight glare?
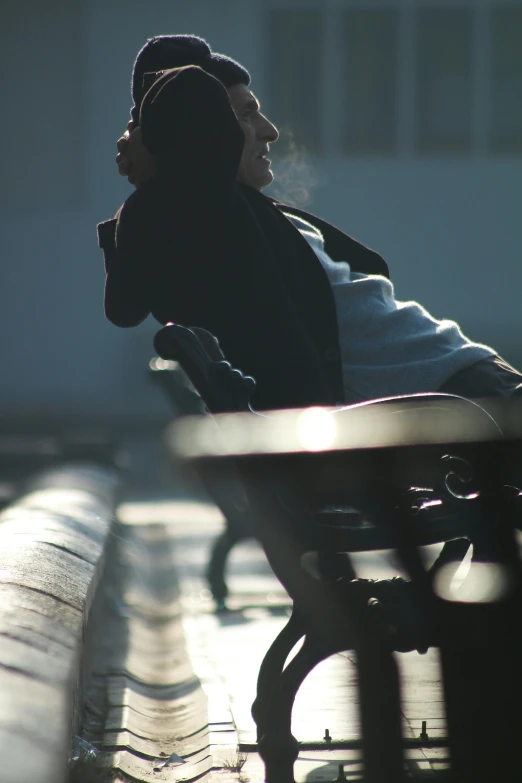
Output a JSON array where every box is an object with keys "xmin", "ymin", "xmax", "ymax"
[{"xmin": 296, "ymin": 407, "xmax": 337, "ymax": 452}]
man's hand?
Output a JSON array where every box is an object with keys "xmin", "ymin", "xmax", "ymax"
[{"xmin": 116, "ymin": 121, "xmax": 157, "ymax": 188}]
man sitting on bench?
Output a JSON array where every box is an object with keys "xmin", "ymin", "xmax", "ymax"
[{"xmin": 98, "ymin": 34, "xmax": 522, "ymax": 410}]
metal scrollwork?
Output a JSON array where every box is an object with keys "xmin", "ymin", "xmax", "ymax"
[
  {"xmin": 401, "ymin": 486, "xmax": 437, "ymax": 516},
  {"xmin": 440, "ymin": 454, "xmax": 479, "ymax": 502}
]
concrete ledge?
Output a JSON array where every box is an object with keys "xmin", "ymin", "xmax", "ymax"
[
  {"xmin": 0, "ymin": 464, "xmax": 119, "ymax": 783},
  {"xmin": 79, "ymin": 518, "xmax": 211, "ymax": 783}
]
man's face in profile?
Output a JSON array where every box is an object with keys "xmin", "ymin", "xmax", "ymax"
[{"xmin": 228, "ymin": 83, "xmax": 279, "ymax": 191}]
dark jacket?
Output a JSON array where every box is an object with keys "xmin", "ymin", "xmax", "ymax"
[{"xmin": 98, "ymin": 66, "xmax": 389, "ymax": 410}]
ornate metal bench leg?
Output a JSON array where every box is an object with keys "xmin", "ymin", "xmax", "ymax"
[
  {"xmin": 258, "ymin": 637, "xmax": 328, "ymax": 783},
  {"xmin": 251, "ymin": 606, "xmax": 305, "ymax": 741},
  {"xmin": 438, "ymin": 467, "xmax": 522, "ymax": 783},
  {"xmin": 205, "ymin": 525, "xmax": 245, "ymax": 606},
  {"xmin": 356, "ymin": 639, "xmax": 406, "ymax": 783}
]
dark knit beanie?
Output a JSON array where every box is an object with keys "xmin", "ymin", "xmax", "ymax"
[{"xmin": 131, "ymin": 34, "xmax": 250, "ymax": 122}]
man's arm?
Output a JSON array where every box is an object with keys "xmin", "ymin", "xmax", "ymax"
[
  {"xmin": 138, "ymin": 65, "xmax": 244, "ymax": 190},
  {"xmin": 98, "ymin": 203, "xmax": 151, "ymax": 327},
  {"xmin": 103, "ymin": 66, "xmax": 244, "ymax": 328},
  {"xmin": 114, "ymin": 67, "xmax": 244, "ymax": 190}
]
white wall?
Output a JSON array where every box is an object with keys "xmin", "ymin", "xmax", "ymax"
[{"xmin": 0, "ymin": 0, "xmax": 520, "ymax": 422}]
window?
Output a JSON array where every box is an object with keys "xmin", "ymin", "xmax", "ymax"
[
  {"xmin": 341, "ymin": 9, "xmax": 399, "ymax": 155},
  {"xmin": 267, "ymin": 9, "xmax": 325, "ymax": 153},
  {"xmin": 266, "ymin": 2, "xmax": 522, "ymax": 159},
  {"xmin": 490, "ymin": 5, "xmax": 522, "ymax": 153},
  {"xmin": 415, "ymin": 8, "xmax": 474, "ymax": 154}
]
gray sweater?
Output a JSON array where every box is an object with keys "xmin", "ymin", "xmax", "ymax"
[{"xmin": 287, "ymin": 214, "xmax": 495, "ymax": 404}]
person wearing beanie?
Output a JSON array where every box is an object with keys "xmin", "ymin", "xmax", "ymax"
[
  {"xmin": 115, "ymin": 35, "xmax": 251, "ymax": 187},
  {"xmin": 98, "ymin": 34, "xmax": 522, "ymax": 410},
  {"xmin": 130, "ymin": 35, "xmax": 251, "ymax": 122}
]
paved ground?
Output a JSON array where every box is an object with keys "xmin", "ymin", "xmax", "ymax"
[{"xmin": 117, "ymin": 494, "xmax": 451, "ymax": 781}]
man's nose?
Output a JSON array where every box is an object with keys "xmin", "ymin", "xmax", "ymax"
[{"xmin": 260, "ymin": 114, "xmax": 279, "ymax": 142}]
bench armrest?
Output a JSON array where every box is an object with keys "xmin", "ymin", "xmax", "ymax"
[{"xmin": 154, "ymin": 324, "xmax": 256, "ymax": 413}]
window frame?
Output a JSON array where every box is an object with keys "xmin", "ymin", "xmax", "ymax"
[{"xmin": 263, "ymin": 0, "xmax": 522, "ymax": 158}]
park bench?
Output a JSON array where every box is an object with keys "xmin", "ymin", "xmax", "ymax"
[{"xmin": 155, "ymin": 322, "xmax": 522, "ymax": 783}]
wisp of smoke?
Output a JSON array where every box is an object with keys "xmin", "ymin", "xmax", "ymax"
[{"xmin": 268, "ymin": 129, "xmax": 317, "ymax": 208}]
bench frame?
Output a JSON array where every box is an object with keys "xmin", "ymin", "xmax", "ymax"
[{"xmin": 156, "ymin": 323, "xmax": 522, "ymax": 783}]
